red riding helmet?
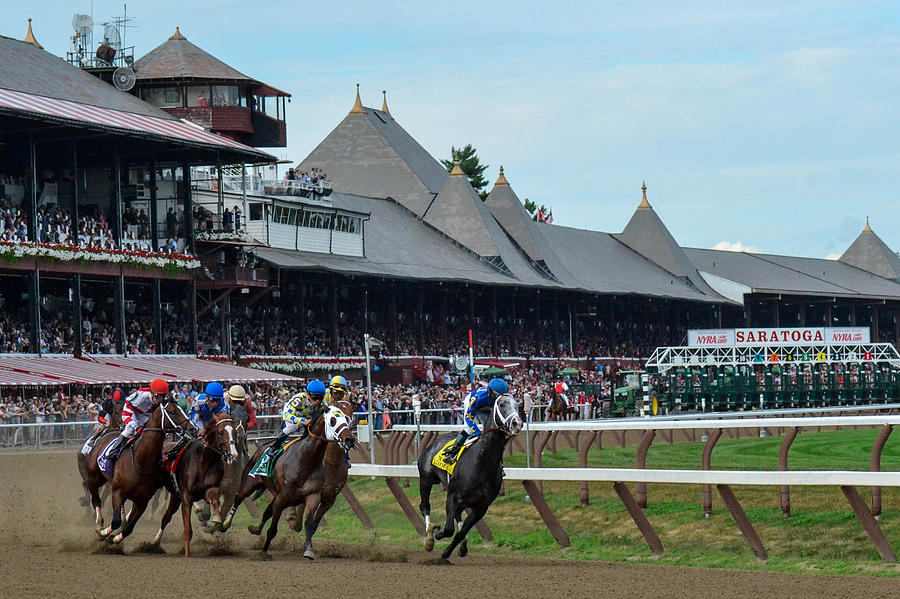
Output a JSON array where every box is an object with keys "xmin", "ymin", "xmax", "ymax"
[{"xmin": 150, "ymin": 378, "xmax": 169, "ymax": 395}]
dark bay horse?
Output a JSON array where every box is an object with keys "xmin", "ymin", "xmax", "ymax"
[
  {"xmin": 286, "ymin": 399, "xmax": 356, "ymax": 559},
  {"xmin": 97, "ymin": 399, "xmax": 193, "ymax": 545},
  {"xmin": 79, "ymin": 428, "xmax": 121, "ymax": 529},
  {"xmin": 219, "ymin": 405, "xmax": 356, "ymax": 557},
  {"xmin": 147, "ymin": 412, "xmax": 238, "ymax": 556},
  {"xmin": 418, "ymin": 394, "xmax": 522, "ymax": 560},
  {"xmin": 547, "ymin": 390, "xmax": 576, "ymax": 421}
]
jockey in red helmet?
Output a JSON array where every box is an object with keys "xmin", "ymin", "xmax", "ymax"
[{"xmin": 100, "ymin": 379, "xmax": 171, "ymax": 465}]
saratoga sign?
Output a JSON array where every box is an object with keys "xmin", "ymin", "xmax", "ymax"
[{"xmin": 688, "ymin": 327, "xmax": 870, "ymax": 348}]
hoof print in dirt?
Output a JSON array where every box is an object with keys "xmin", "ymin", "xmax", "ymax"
[
  {"xmin": 134, "ymin": 542, "xmax": 166, "ymax": 554},
  {"xmin": 255, "ymin": 552, "xmax": 273, "ymax": 561},
  {"xmin": 419, "ymin": 556, "xmax": 453, "ymax": 566}
]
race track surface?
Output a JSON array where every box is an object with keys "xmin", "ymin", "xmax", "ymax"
[{"xmin": 0, "ymin": 452, "xmax": 895, "ymax": 599}]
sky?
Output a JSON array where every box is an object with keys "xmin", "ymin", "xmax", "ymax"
[{"xmin": 5, "ymin": 1, "xmax": 900, "ymax": 259}]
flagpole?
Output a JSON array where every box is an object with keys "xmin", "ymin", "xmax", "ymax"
[{"xmin": 468, "ymin": 329, "xmax": 475, "ymax": 386}]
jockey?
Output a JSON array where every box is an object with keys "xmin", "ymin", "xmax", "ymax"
[
  {"xmin": 555, "ymin": 380, "xmax": 570, "ymax": 407},
  {"xmin": 441, "ymin": 377, "xmax": 509, "ymax": 464},
  {"xmin": 100, "ymin": 378, "xmax": 170, "ymax": 463},
  {"xmin": 189, "ymin": 381, "xmax": 229, "ymax": 431},
  {"xmin": 265, "ymin": 379, "xmax": 326, "ymax": 458},
  {"xmin": 326, "ymin": 375, "xmax": 349, "ymax": 405},
  {"xmin": 80, "ymin": 388, "xmax": 122, "ymax": 455}
]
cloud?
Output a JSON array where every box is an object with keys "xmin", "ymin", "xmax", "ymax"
[
  {"xmin": 825, "ymin": 252, "xmax": 841, "ymax": 260},
  {"xmin": 713, "ymin": 241, "xmax": 761, "ymax": 253}
]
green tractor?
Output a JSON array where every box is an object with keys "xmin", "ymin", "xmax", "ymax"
[{"xmin": 612, "ymin": 370, "xmax": 646, "ymax": 416}]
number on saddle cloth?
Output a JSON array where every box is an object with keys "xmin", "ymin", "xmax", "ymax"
[
  {"xmin": 249, "ymin": 436, "xmax": 301, "ymax": 478},
  {"xmin": 431, "ymin": 436, "xmax": 477, "ymax": 475}
]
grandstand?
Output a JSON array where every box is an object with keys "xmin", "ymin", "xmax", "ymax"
[{"xmin": 1, "ymin": 21, "xmax": 900, "ymax": 373}]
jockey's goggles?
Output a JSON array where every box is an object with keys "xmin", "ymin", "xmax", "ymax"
[{"xmin": 309, "ymin": 393, "xmax": 325, "ymax": 402}]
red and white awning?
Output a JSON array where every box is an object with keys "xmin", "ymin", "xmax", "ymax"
[{"xmin": 0, "ymin": 87, "xmax": 270, "ymax": 159}]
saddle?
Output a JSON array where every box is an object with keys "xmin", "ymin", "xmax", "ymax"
[
  {"xmin": 162, "ymin": 438, "xmax": 194, "ymax": 474},
  {"xmin": 431, "ymin": 436, "xmax": 478, "ymax": 476},
  {"xmin": 248, "ymin": 436, "xmax": 303, "ymax": 478}
]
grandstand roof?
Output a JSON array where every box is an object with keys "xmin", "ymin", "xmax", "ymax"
[
  {"xmin": 296, "ymin": 101, "xmax": 448, "ymax": 216},
  {"xmin": 615, "ymin": 184, "xmax": 719, "ymax": 297},
  {"xmin": 839, "ymin": 220, "xmax": 900, "ymax": 281},
  {"xmin": 484, "ymin": 169, "xmax": 547, "ymax": 266},
  {"xmin": 685, "ymin": 248, "xmax": 900, "ymax": 300}
]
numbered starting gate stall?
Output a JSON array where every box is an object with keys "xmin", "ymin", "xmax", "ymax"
[{"xmin": 645, "ymin": 327, "xmax": 900, "ymax": 414}]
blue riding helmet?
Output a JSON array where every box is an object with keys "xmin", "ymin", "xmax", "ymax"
[
  {"xmin": 205, "ymin": 382, "xmax": 224, "ymax": 399},
  {"xmin": 488, "ymin": 378, "xmax": 508, "ymax": 396},
  {"xmin": 306, "ymin": 379, "xmax": 327, "ymax": 397}
]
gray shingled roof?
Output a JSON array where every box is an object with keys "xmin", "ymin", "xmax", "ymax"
[
  {"xmin": 484, "ymin": 175, "xmax": 545, "ymax": 264},
  {"xmin": 133, "ymin": 30, "xmax": 250, "ymax": 81},
  {"xmin": 424, "ymin": 170, "xmax": 506, "ymax": 259},
  {"xmin": 685, "ymin": 248, "xmax": 900, "ymax": 299},
  {"xmin": 615, "ymin": 198, "xmax": 719, "ymax": 296},
  {"xmin": 297, "ymin": 107, "xmax": 448, "ymax": 216},
  {"xmin": 839, "ymin": 225, "xmax": 900, "ymax": 281},
  {"xmin": 0, "ymin": 35, "xmax": 175, "ymax": 119}
]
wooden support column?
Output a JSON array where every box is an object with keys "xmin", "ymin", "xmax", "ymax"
[
  {"xmin": 490, "ymin": 290, "xmax": 498, "ymax": 356},
  {"xmin": 702, "ymin": 429, "xmax": 722, "ymax": 517},
  {"xmin": 388, "ymin": 285, "xmax": 397, "ymax": 355},
  {"xmin": 29, "ymin": 271, "xmax": 41, "ymax": 354},
  {"xmin": 509, "ymin": 291, "xmax": 518, "ymax": 355},
  {"xmin": 552, "ymin": 292, "xmax": 559, "ymax": 351},
  {"xmin": 298, "ymin": 284, "xmax": 306, "ymax": 353},
  {"xmin": 148, "ymin": 160, "xmax": 159, "ymax": 251},
  {"xmin": 340, "ymin": 487, "xmax": 374, "ymax": 530},
  {"xmin": 613, "ymin": 482, "xmax": 663, "ymax": 556},
  {"xmin": 188, "ymin": 279, "xmax": 198, "ymax": 354},
  {"xmin": 579, "ymin": 431, "xmax": 599, "ymax": 507},
  {"xmin": 440, "ymin": 289, "xmax": 448, "ymax": 356},
  {"xmin": 570, "ymin": 296, "xmax": 578, "ymax": 354},
  {"xmin": 718, "ymin": 484, "xmax": 768, "ymax": 562},
  {"xmin": 635, "ymin": 429, "xmax": 655, "ymax": 508},
  {"xmin": 386, "ymin": 477, "xmax": 426, "ymax": 535},
  {"xmin": 152, "ymin": 279, "xmax": 163, "ymax": 354},
  {"xmin": 263, "ymin": 290, "xmax": 272, "ymax": 355},
  {"xmin": 778, "ymin": 427, "xmax": 799, "ymax": 518},
  {"xmin": 182, "ymin": 159, "xmax": 194, "ymax": 253},
  {"xmin": 112, "ymin": 146, "xmax": 123, "ymax": 245},
  {"xmin": 870, "ymin": 424, "xmax": 893, "ymax": 518},
  {"xmin": 330, "ymin": 283, "xmax": 339, "ymax": 355},
  {"xmin": 114, "ymin": 276, "xmax": 125, "ymax": 354},
  {"xmin": 416, "ymin": 286, "xmax": 424, "ymax": 355},
  {"xmin": 872, "ymin": 305, "xmax": 880, "ymax": 342},
  {"xmin": 521, "ymin": 480, "xmax": 570, "ymax": 548},
  {"xmin": 26, "ymin": 133, "xmax": 37, "ymax": 241},
  {"xmin": 842, "ymin": 485, "xmax": 897, "ymax": 563},
  {"xmin": 69, "ymin": 141, "xmax": 83, "ymax": 357},
  {"xmin": 72, "ymin": 274, "xmax": 83, "ymax": 357}
]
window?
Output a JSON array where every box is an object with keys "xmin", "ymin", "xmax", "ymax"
[
  {"xmin": 186, "ymin": 86, "xmax": 211, "ymax": 107},
  {"xmin": 249, "ymin": 203, "xmax": 263, "ymax": 221},
  {"xmin": 211, "ymin": 85, "xmax": 240, "ymax": 107},
  {"xmin": 142, "ymin": 87, "xmax": 181, "ymax": 108}
]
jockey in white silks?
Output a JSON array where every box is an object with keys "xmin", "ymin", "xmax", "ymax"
[{"xmin": 98, "ymin": 378, "xmax": 171, "ymax": 468}]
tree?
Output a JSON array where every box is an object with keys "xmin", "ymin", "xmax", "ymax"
[
  {"xmin": 522, "ymin": 198, "xmax": 549, "ymax": 222},
  {"xmin": 441, "ymin": 144, "xmax": 489, "ymax": 200}
]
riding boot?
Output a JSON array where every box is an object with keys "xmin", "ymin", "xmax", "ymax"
[
  {"xmin": 267, "ymin": 431, "xmax": 289, "ymax": 457},
  {"xmin": 105, "ymin": 434, "xmax": 128, "ymax": 461},
  {"xmin": 442, "ymin": 431, "xmax": 468, "ymax": 465},
  {"xmin": 344, "ymin": 450, "xmax": 351, "ymax": 470}
]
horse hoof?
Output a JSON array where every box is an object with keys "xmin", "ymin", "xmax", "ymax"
[
  {"xmin": 424, "ymin": 536, "xmax": 435, "ymax": 552},
  {"xmin": 458, "ymin": 542, "xmax": 468, "ymax": 558},
  {"xmin": 258, "ymin": 552, "xmax": 273, "ymax": 561},
  {"xmin": 303, "ymin": 549, "xmax": 315, "ymax": 560},
  {"xmin": 248, "ymin": 525, "xmax": 262, "ymax": 536}
]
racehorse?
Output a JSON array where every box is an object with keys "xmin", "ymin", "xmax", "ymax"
[
  {"xmin": 286, "ymin": 399, "xmax": 355, "ymax": 560},
  {"xmin": 418, "ymin": 394, "xmax": 522, "ymax": 560},
  {"xmin": 547, "ymin": 390, "xmax": 577, "ymax": 421},
  {"xmin": 77, "ymin": 398, "xmax": 123, "ymax": 509},
  {"xmin": 96, "ymin": 398, "xmax": 193, "ymax": 545},
  {"xmin": 146, "ymin": 412, "xmax": 238, "ymax": 556},
  {"xmin": 78, "ymin": 428, "xmax": 120, "ymax": 527},
  {"xmin": 219, "ymin": 405, "xmax": 356, "ymax": 557}
]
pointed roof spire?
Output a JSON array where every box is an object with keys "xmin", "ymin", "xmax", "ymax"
[
  {"xmin": 638, "ymin": 180, "xmax": 652, "ymax": 210},
  {"xmin": 863, "ymin": 216, "xmax": 872, "ymax": 233},
  {"xmin": 23, "ymin": 18, "xmax": 43, "ymax": 50},
  {"xmin": 169, "ymin": 26, "xmax": 187, "ymax": 40},
  {"xmin": 449, "ymin": 159, "xmax": 464, "ymax": 177},
  {"xmin": 349, "ymin": 83, "xmax": 365, "ymax": 115},
  {"xmin": 381, "ymin": 90, "xmax": 390, "ymax": 116},
  {"xmin": 495, "ymin": 165, "xmax": 509, "ymax": 186}
]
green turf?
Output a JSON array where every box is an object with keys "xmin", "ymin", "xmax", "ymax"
[{"xmin": 232, "ymin": 428, "xmax": 900, "ymax": 576}]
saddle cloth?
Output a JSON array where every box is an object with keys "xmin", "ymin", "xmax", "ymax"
[
  {"xmin": 248, "ymin": 436, "xmax": 303, "ymax": 478},
  {"xmin": 96, "ymin": 429, "xmax": 142, "ymax": 475},
  {"xmin": 431, "ymin": 436, "xmax": 477, "ymax": 476}
]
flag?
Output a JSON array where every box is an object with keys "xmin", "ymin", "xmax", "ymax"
[
  {"xmin": 545, "ymin": 209, "xmax": 553, "ymax": 224},
  {"xmin": 537, "ymin": 208, "xmax": 546, "ymax": 222}
]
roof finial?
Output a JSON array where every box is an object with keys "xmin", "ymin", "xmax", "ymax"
[
  {"xmin": 24, "ymin": 18, "xmax": 43, "ymax": 49},
  {"xmin": 349, "ymin": 83, "xmax": 365, "ymax": 115},
  {"xmin": 381, "ymin": 90, "xmax": 390, "ymax": 116},
  {"xmin": 495, "ymin": 165, "xmax": 509, "ymax": 186},
  {"xmin": 864, "ymin": 216, "xmax": 872, "ymax": 233},
  {"xmin": 638, "ymin": 180, "xmax": 652, "ymax": 210},
  {"xmin": 169, "ymin": 26, "xmax": 186, "ymax": 40},
  {"xmin": 449, "ymin": 159, "xmax": 464, "ymax": 177}
]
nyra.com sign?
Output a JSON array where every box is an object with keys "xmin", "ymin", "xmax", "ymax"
[{"xmin": 688, "ymin": 327, "xmax": 870, "ymax": 348}]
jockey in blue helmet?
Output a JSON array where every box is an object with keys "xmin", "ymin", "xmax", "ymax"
[
  {"xmin": 189, "ymin": 381, "xmax": 229, "ymax": 430},
  {"xmin": 265, "ymin": 379, "xmax": 327, "ymax": 458},
  {"xmin": 442, "ymin": 377, "xmax": 509, "ymax": 464}
]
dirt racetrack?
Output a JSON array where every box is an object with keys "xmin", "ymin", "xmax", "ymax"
[{"xmin": 1, "ymin": 451, "xmax": 897, "ymax": 599}]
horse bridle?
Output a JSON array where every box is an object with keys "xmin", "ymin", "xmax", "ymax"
[{"xmin": 203, "ymin": 417, "xmax": 237, "ymax": 461}]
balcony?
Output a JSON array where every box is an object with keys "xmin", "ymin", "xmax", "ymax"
[
  {"xmin": 197, "ymin": 261, "xmax": 268, "ymax": 290},
  {"xmin": 248, "ymin": 111, "xmax": 287, "ymax": 147},
  {"xmin": 164, "ymin": 106, "xmax": 254, "ymax": 135}
]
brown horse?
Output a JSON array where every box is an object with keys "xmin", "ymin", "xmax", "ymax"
[
  {"xmin": 286, "ymin": 399, "xmax": 355, "ymax": 560},
  {"xmin": 219, "ymin": 405, "xmax": 356, "ymax": 557},
  {"xmin": 77, "ymin": 400, "xmax": 124, "ymax": 509},
  {"xmin": 547, "ymin": 390, "xmax": 577, "ymax": 421},
  {"xmin": 96, "ymin": 399, "xmax": 193, "ymax": 545},
  {"xmin": 146, "ymin": 412, "xmax": 238, "ymax": 556}
]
